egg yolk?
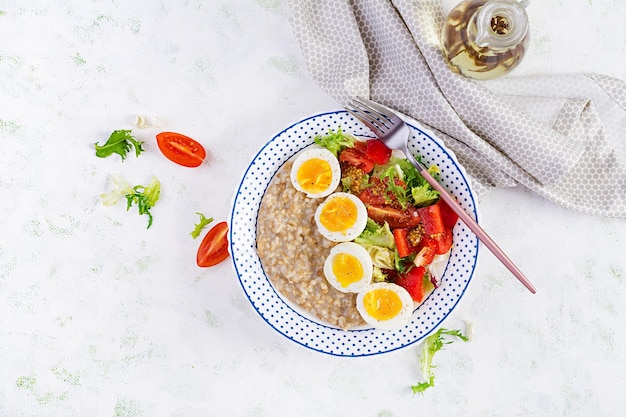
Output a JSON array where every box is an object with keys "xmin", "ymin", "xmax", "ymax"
[
  {"xmin": 331, "ymin": 253, "xmax": 364, "ymax": 288},
  {"xmin": 319, "ymin": 196, "xmax": 358, "ymax": 232},
  {"xmin": 362, "ymin": 289, "xmax": 403, "ymax": 321},
  {"xmin": 296, "ymin": 158, "xmax": 333, "ymax": 194}
]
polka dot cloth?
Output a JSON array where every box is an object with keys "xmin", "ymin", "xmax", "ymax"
[
  {"xmin": 289, "ymin": 0, "xmax": 626, "ymax": 218},
  {"xmin": 229, "ymin": 111, "xmax": 479, "ymax": 356}
]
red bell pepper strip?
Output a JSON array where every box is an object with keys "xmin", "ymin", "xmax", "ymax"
[
  {"xmin": 395, "ymin": 266, "xmax": 427, "ymax": 303},
  {"xmin": 431, "ymin": 229, "xmax": 453, "ymax": 254},
  {"xmin": 393, "ymin": 228, "xmax": 418, "ymax": 258},
  {"xmin": 417, "ymin": 203, "xmax": 445, "ymax": 236},
  {"xmin": 437, "ymin": 199, "xmax": 459, "ymax": 229}
]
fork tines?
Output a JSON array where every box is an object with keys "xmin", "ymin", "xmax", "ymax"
[{"xmin": 345, "ymin": 97, "xmax": 394, "ymax": 137}]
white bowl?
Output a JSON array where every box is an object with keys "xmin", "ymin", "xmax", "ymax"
[{"xmin": 229, "ymin": 110, "xmax": 480, "ymax": 357}]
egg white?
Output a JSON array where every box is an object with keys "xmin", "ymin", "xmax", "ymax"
[
  {"xmin": 323, "ymin": 242, "xmax": 373, "ymax": 293},
  {"xmin": 289, "ymin": 145, "xmax": 341, "ymax": 198},
  {"xmin": 314, "ymin": 192, "xmax": 368, "ymax": 242},
  {"xmin": 356, "ymin": 282, "xmax": 414, "ymax": 330}
]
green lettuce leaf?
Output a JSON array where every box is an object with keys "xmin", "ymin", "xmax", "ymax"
[
  {"xmin": 125, "ymin": 175, "xmax": 161, "ymax": 229},
  {"xmin": 354, "ymin": 218, "xmax": 395, "ymax": 249},
  {"xmin": 190, "ymin": 212, "xmax": 214, "ymax": 239},
  {"xmin": 99, "ymin": 174, "xmax": 133, "ymax": 206},
  {"xmin": 94, "ymin": 129, "xmax": 144, "ymax": 161},
  {"xmin": 313, "ymin": 127, "xmax": 355, "ymax": 157},
  {"xmin": 411, "ymin": 328, "xmax": 468, "ymax": 394}
]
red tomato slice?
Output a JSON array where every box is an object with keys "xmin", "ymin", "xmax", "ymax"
[
  {"xmin": 359, "ymin": 177, "xmax": 387, "ymax": 206},
  {"xmin": 339, "ymin": 147, "xmax": 375, "ymax": 174},
  {"xmin": 364, "ymin": 139, "xmax": 392, "ymax": 165},
  {"xmin": 358, "ymin": 176, "xmax": 408, "ymax": 207},
  {"xmin": 359, "ymin": 188, "xmax": 387, "ymax": 206},
  {"xmin": 197, "ymin": 221, "xmax": 230, "ymax": 267},
  {"xmin": 367, "ymin": 205, "xmax": 421, "ymax": 229},
  {"xmin": 156, "ymin": 131, "xmax": 206, "ymax": 168}
]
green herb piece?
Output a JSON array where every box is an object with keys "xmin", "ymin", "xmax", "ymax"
[
  {"xmin": 190, "ymin": 212, "xmax": 214, "ymax": 239},
  {"xmin": 125, "ymin": 176, "xmax": 161, "ymax": 229},
  {"xmin": 94, "ymin": 129, "xmax": 144, "ymax": 161},
  {"xmin": 411, "ymin": 328, "xmax": 468, "ymax": 394},
  {"xmin": 313, "ymin": 127, "xmax": 355, "ymax": 157}
]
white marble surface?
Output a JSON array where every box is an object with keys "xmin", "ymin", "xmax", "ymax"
[{"xmin": 1, "ymin": 1, "xmax": 625, "ymax": 416}]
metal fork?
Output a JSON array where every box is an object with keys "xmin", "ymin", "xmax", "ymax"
[{"xmin": 346, "ymin": 96, "xmax": 536, "ymax": 294}]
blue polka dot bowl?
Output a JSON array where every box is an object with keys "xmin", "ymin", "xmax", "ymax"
[{"xmin": 229, "ymin": 110, "xmax": 480, "ymax": 357}]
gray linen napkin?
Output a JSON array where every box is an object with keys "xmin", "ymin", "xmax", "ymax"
[{"xmin": 288, "ymin": 0, "xmax": 626, "ymax": 218}]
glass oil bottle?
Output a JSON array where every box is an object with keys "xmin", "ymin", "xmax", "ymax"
[{"xmin": 441, "ymin": 0, "xmax": 530, "ymax": 80}]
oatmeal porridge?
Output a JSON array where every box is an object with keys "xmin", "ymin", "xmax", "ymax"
[{"xmin": 256, "ymin": 160, "xmax": 365, "ymax": 329}]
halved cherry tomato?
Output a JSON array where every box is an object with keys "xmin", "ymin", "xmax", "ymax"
[
  {"xmin": 197, "ymin": 221, "xmax": 229, "ymax": 267},
  {"xmin": 358, "ymin": 177, "xmax": 388, "ymax": 206},
  {"xmin": 359, "ymin": 188, "xmax": 387, "ymax": 206},
  {"xmin": 367, "ymin": 205, "xmax": 421, "ymax": 229},
  {"xmin": 364, "ymin": 139, "xmax": 392, "ymax": 165},
  {"xmin": 156, "ymin": 131, "xmax": 206, "ymax": 168},
  {"xmin": 339, "ymin": 147, "xmax": 375, "ymax": 174}
]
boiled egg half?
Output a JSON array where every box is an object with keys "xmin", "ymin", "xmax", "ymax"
[
  {"xmin": 323, "ymin": 242, "xmax": 373, "ymax": 293},
  {"xmin": 314, "ymin": 192, "xmax": 368, "ymax": 242},
  {"xmin": 290, "ymin": 145, "xmax": 341, "ymax": 198},
  {"xmin": 356, "ymin": 282, "xmax": 414, "ymax": 330}
]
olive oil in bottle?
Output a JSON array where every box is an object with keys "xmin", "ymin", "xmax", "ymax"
[{"xmin": 442, "ymin": 0, "xmax": 530, "ymax": 80}]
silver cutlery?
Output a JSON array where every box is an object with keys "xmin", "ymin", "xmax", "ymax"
[{"xmin": 346, "ymin": 96, "xmax": 536, "ymax": 294}]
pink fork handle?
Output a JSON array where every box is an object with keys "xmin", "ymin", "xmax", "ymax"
[{"xmin": 419, "ymin": 168, "xmax": 537, "ymax": 294}]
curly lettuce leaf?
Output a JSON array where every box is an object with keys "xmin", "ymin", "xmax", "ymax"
[
  {"xmin": 99, "ymin": 174, "xmax": 133, "ymax": 206},
  {"xmin": 125, "ymin": 175, "xmax": 161, "ymax": 229},
  {"xmin": 411, "ymin": 183, "xmax": 440, "ymax": 208},
  {"xmin": 411, "ymin": 328, "xmax": 468, "ymax": 394},
  {"xmin": 377, "ymin": 157, "xmax": 440, "ymax": 209},
  {"xmin": 94, "ymin": 129, "xmax": 144, "ymax": 161},
  {"xmin": 360, "ymin": 244, "xmax": 395, "ymax": 270},
  {"xmin": 190, "ymin": 212, "xmax": 214, "ymax": 239},
  {"xmin": 381, "ymin": 163, "xmax": 411, "ymax": 208},
  {"xmin": 313, "ymin": 127, "xmax": 355, "ymax": 157},
  {"xmin": 354, "ymin": 218, "xmax": 395, "ymax": 249}
]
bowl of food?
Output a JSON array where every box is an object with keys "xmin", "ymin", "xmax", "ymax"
[{"xmin": 229, "ymin": 110, "xmax": 479, "ymax": 357}]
